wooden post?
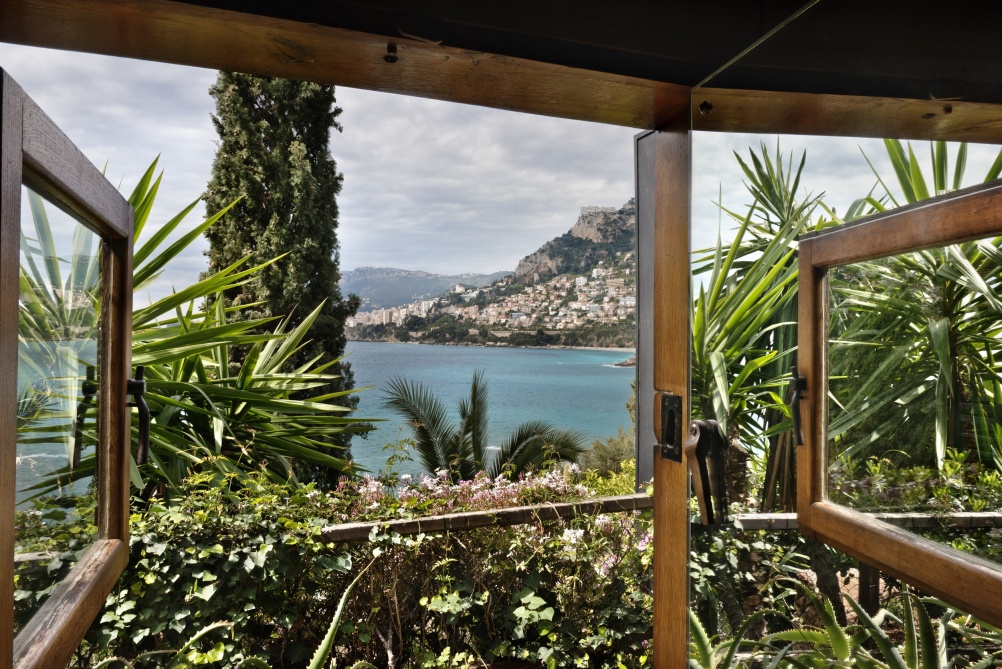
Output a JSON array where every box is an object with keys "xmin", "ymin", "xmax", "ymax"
[
  {"xmin": 637, "ymin": 122, "xmax": 691, "ymax": 668},
  {"xmin": 858, "ymin": 561, "xmax": 881, "ymax": 616},
  {"xmin": 0, "ymin": 69, "xmax": 25, "ymax": 669}
]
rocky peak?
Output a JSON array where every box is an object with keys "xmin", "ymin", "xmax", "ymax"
[{"xmin": 513, "ymin": 199, "xmax": 635, "ymax": 283}]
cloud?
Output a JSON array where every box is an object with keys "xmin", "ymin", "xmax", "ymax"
[
  {"xmin": 334, "ymin": 89, "xmax": 636, "ymax": 274},
  {"xmin": 2, "ymin": 42, "xmax": 999, "ymax": 298}
]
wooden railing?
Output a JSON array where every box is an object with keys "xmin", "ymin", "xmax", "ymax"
[{"xmin": 320, "ymin": 493, "xmax": 654, "ymax": 543}]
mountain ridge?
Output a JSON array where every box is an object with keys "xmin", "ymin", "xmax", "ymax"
[{"xmin": 342, "ymin": 267, "xmax": 511, "ymax": 311}]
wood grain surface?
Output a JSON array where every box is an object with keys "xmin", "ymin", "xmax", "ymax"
[
  {"xmin": 795, "ymin": 239, "xmax": 823, "ymax": 536},
  {"xmin": 650, "ymin": 125, "xmax": 691, "ymax": 669},
  {"xmin": 810, "ymin": 503, "xmax": 1002, "ymax": 627},
  {"xmin": 692, "ymin": 88, "xmax": 1002, "ymax": 145},
  {"xmin": 21, "ymin": 95, "xmax": 130, "ymax": 240},
  {"xmin": 97, "ymin": 233, "xmax": 133, "ymax": 543},
  {"xmin": 321, "ymin": 494, "xmax": 653, "ymax": 543},
  {"xmin": 809, "ymin": 179, "xmax": 1002, "ymax": 268},
  {"xmin": 0, "ymin": 0, "xmax": 688, "ymax": 130},
  {"xmin": 12, "ymin": 541, "xmax": 128, "ymax": 669},
  {"xmin": 1, "ymin": 69, "xmax": 25, "ymax": 669}
]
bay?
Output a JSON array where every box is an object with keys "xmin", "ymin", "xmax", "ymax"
[{"xmin": 345, "ymin": 341, "xmax": 636, "ymax": 477}]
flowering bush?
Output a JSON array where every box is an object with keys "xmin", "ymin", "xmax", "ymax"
[{"xmin": 15, "ymin": 467, "xmax": 652, "ymax": 668}]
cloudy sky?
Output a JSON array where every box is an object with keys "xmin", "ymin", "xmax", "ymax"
[{"xmin": 2, "ymin": 43, "xmax": 1000, "ymax": 301}]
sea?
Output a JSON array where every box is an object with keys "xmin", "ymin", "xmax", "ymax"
[
  {"xmin": 14, "ymin": 341, "xmax": 636, "ymax": 500},
  {"xmin": 346, "ymin": 341, "xmax": 635, "ymax": 477}
]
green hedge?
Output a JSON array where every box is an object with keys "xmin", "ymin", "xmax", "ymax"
[{"xmin": 17, "ymin": 471, "xmax": 654, "ymax": 668}]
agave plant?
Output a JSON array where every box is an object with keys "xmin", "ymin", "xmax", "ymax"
[
  {"xmin": 762, "ymin": 586, "xmax": 999, "ymax": 669},
  {"xmin": 18, "ymin": 158, "xmax": 369, "ymax": 497},
  {"xmin": 384, "ymin": 369, "xmax": 585, "ymax": 481}
]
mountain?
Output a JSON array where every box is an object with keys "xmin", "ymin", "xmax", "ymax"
[
  {"xmin": 513, "ymin": 199, "xmax": 635, "ymax": 283},
  {"xmin": 342, "ymin": 267, "xmax": 512, "ymax": 310}
]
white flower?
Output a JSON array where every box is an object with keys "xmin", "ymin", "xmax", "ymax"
[{"xmin": 561, "ymin": 528, "xmax": 584, "ymax": 545}]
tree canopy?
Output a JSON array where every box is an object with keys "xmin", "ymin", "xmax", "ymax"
[{"xmin": 204, "ymin": 72, "xmax": 359, "ymax": 380}]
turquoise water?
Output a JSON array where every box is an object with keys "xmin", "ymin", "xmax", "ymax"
[{"xmin": 346, "ymin": 342, "xmax": 635, "ymax": 477}]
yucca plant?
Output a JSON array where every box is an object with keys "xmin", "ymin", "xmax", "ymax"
[
  {"xmin": 828, "ymin": 140, "xmax": 1002, "ymax": 473},
  {"xmin": 19, "ymin": 158, "xmax": 370, "ymax": 497},
  {"xmin": 692, "ymin": 145, "xmax": 834, "ymax": 511}
]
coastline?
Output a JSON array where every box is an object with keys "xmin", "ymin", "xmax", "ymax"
[{"xmin": 348, "ymin": 338, "xmax": 634, "ymax": 354}]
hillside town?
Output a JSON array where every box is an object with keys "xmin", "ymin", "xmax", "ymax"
[{"xmin": 347, "ymin": 251, "xmax": 636, "ymax": 339}]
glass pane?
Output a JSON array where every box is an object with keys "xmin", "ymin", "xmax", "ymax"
[
  {"xmin": 15, "ymin": 184, "xmax": 101, "ymax": 633},
  {"xmin": 827, "ymin": 239, "xmax": 1002, "ymax": 567}
]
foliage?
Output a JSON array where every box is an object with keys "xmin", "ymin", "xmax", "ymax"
[
  {"xmin": 204, "ymin": 72, "xmax": 359, "ymax": 450},
  {"xmin": 689, "ymin": 583, "xmax": 1001, "ymax": 669},
  {"xmin": 15, "ymin": 470, "xmax": 654, "ymax": 668},
  {"xmin": 830, "ymin": 450, "xmax": 1002, "ymax": 563},
  {"xmin": 384, "ymin": 369, "xmax": 586, "ymax": 480},
  {"xmin": 578, "ymin": 458, "xmax": 639, "ymax": 496},
  {"xmin": 828, "ymin": 140, "xmax": 1002, "ymax": 471},
  {"xmin": 691, "ymin": 146, "xmax": 834, "ymax": 512},
  {"xmin": 579, "ymin": 428, "xmax": 635, "ymax": 476},
  {"xmin": 691, "ymin": 147, "xmax": 818, "ymax": 450},
  {"xmin": 19, "ymin": 160, "xmax": 368, "ymax": 498}
]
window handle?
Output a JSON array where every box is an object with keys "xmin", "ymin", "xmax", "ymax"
[
  {"xmin": 683, "ymin": 419, "xmax": 727, "ymax": 526},
  {"xmin": 127, "ymin": 366, "xmax": 151, "ymax": 465},
  {"xmin": 789, "ymin": 366, "xmax": 807, "ymax": 446},
  {"xmin": 72, "ymin": 365, "xmax": 98, "ymax": 469}
]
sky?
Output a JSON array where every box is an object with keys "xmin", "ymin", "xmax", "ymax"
[{"xmin": 2, "ymin": 42, "xmax": 1000, "ymax": 302}]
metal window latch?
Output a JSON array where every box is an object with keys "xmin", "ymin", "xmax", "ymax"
[
  {"xmin": 683, "ymin": 419, "xmax": 728, "ymax": 525},
  {"xmin": 127, "ymin": 366, "xmax": 151, "ymax": 466},
  {"xmin": 656, "ymin": 392, "xmax": 683, "ymax": 462},
  {"xmin": 71, "ymin": 365, "xmax": 98, "ymax": 469},
  {"xmin": 789, "ymin": 365, "xmax": 807, "ymax": 446}
]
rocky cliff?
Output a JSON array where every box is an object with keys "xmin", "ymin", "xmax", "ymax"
[{"xmin": 513, "ymin": 199, "xmax": 635, "ymax": 283}]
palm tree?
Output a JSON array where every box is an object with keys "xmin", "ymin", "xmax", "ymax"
[{"xmin": 384, "ymin": 370, "xmax": 585, "ymax": 480}]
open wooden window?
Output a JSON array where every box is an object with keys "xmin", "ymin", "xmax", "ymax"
[
  {"xmin": 796, "ymin": 179, "xmax": 1002, "ymax": 626},
  {"xmin": 2, "ymin": 70, "xmax": 133, "ymax": 668}
]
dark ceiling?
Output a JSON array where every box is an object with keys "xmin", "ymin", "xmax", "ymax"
[{"xmin": 180, "ymin": 0, "xmax": 1002, "ymax": 105}]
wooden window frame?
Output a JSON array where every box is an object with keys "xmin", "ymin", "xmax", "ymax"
[
  {"xmin": 796, "ymin": 179, "xmax": 1002, "ymax": 627},
  {"xmin": 1, "ymin": 69, "xmax": 133, "ymax": 669}
]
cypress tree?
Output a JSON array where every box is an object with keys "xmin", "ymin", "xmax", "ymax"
[{"xmin": 204, "ymin": 72, "xmax": 359, "ymax": 463}]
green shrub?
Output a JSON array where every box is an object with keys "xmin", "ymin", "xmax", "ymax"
[
  {"xmin": 15, "ymin": 471, "xmax": 653, "ymax": 668},
  {"xmin": 579, "ymin": 429, "xmax": 635, "ymax": 477}
]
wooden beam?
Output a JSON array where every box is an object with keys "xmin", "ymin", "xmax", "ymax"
[
  {"xmin": 13, "ymin": 540, "xmax": 128, "ymax": 669},
  {"xmin": 810, "ymin": 502, "xmax": 1002, "ymax": 628},
  {"xmin": 795, "ymin": 238, "xmax": 824, "ymax": 537},
  {"xmin": 693, "ymin": 88, "xmax": 1002, "ymax": 144},
  {"xmin": 807, "ymin": 179, "xmax": 1002, "ymax": 268},
  {"xmin": 0, "ymin": 0, "xmax": 688, "ymax": 129},
  {"xmin": 20, "ymin": 95, "xmax": 132, "ymax": 240},
  {"xmin": 647, "ymin": 124, "xmax": 691, "ymax": 669},
  {"xmin": 732, "ymin": 511, "xmax": 1002, "ymax": 531}
]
